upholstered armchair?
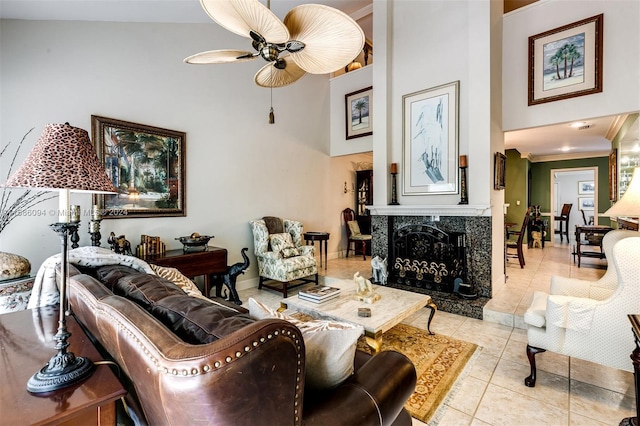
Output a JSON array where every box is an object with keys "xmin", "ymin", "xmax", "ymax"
[
  {"xmin": 523, "ymin": 232, "xmax": 640, "ymax": 387},
  {"xmin": 249, "ymin": 218, "xmax": 318, "ymax": 297}
]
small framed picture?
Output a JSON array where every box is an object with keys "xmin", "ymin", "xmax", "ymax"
[
  {"xmin": 579, "ymin": 197, "xmax": 594, "ymax": 210},
  {"xmin": 578, "ymin": 180, "xmax": 595, "ymax": 195},
  {"xmin": 494, "ymin": 152, "xmax": 506, "ymax": 190},
  {"xmin": 345, "ymin": 86, "xmax": 373, "ymax": 140}
]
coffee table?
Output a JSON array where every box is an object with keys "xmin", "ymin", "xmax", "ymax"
[{"xmin": 282, "ymin": 279, "xmax": 436, "ymax": 352}]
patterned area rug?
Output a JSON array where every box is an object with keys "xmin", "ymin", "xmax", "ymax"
[{"xmin": 357, "ymin": 323, "xmax": 478, "ymax": 423}]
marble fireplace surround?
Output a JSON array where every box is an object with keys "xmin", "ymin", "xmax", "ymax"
[{"xmin": 368, "ymin": 205, "xmax": 492, "ymax": 319}]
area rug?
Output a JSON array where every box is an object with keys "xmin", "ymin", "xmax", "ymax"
[{"xmin": 356, "ymin": 323, "xmax": 478, "ymax": 424}]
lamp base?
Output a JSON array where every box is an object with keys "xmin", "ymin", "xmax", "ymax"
[{"xmin": 27, "ymin": 351, "xmax": 95, "ymax": 394}]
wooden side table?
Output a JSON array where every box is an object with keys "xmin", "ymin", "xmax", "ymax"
[
  {"xmin": 573, "ymin": 225, "xmax": 613, "ymax": 267},
  {"xmin": 0, "ymin": 308, "xmax": 126, "ymax": 425},
  {"xmin": 140, "ymin": 246, "xmax": 228, "ymax": 298},
  {"xmin": 303, "ymin": 232, "xmax": 330, "ymax": 270}
]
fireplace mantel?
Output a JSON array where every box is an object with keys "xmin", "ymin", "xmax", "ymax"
[{"xmin": 367, "ymin": 204, "xmax": 491, "ymax": 217}]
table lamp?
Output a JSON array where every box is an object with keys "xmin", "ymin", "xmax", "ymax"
[
  {"xmin": 1, "ymin": 123, "xmax": 116, "ymax": 393},
  {"xmin": 604, "ymin": 166, "xmax": 640, "ymax": 224}
]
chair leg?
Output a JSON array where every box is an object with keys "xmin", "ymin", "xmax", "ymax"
[
  {"xmin": 361, "ymin": 241, "xmax": 366, "ymax": 260},
  {"xmin": 282, "ymin": 282, "xmax": 288, "ymax": 299},
  {"xmin": 346, "ymin": 242, "xmax": 350, "ymax": 258},
  {"xmin": 524, "ymin": 345, "xmax": 546, "ymax": 387},
  {"xmin": 258, "ymin": 276, "xmax": 264, "ymax": 290},
  {"xmin": 517, "ymin": 245, "xmax": 525, "ymax": 268}
]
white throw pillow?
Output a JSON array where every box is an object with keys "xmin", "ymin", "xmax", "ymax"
[{"xmin": 248, "ymin": 298, "xmax": 364, "ymax": 390}]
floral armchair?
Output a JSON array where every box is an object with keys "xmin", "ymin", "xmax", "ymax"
[
  {"xmin": 523, "ymin": 231, "xmax": 640, "ymax": 387},
  {"xmin": 249, "ymin": 218, "xmax": 318, "ymax": 298}
]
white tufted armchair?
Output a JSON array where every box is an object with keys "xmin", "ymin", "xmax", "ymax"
[
  {"xmin": 523, "ymin": 232, "xmax": 640, "ymax": 387},
  {"xmin": 249, "ymin": 218, "xmax": 318, "ymax": 298}
]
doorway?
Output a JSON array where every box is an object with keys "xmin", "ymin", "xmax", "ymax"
[{"xmin": 549, "ymin": 167, "xmax": 598, "ymax": 246}]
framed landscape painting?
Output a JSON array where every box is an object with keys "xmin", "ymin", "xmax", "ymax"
[
  {"xmin": 345, "ymin": 86, "xmax": 373, "ymax": 139},
  {"xmin": 402, "ymin": 81, "xmax": 459, "ymax": 196},
  {"xmin": 578, "ymin": 180, "xmax": 595, "ymax": 195},
  {"xmin": 528, "ymin": 14, "xmax": 603, "ymax": 106},
  {"xmin": 91, "ymin": 115, "xmax": 186, "ymax": 218}
]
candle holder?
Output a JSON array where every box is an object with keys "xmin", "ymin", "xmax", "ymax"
[
  {"xmin": 89, "ymin": 219, "xmax": 103, "ymax": 247},
  {"xmin": 459, "ymin": 165, "xmax": 469, "ymax": 205},
  {"xmin": 390, "ymin": 163, "xmax": 399, "ymax": 205}
]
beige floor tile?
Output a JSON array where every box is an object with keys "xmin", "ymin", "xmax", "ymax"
[
  {"xmin": 432, "ymin": 407, "xmax": 474, "ymax": 426},
  {"xmin": 490, "ymin": 358, "xmax": 569, "ymax": 410},
  {"xmin": 468, "ymin": 352, "xmax": 500, "ymax": 382},
  {"xmin": 451, "ymin": 327, "xmax": 508, "ymax": 359},
  {"xmin": 446, "ymin": 376, "xmax": 488, "ymax": 416},
  {"xmin": 475, "ymin": 383, "xmax": 569, "ymax": 425},
  {"xmin": 500, "ymin": 339, "xmax": 569, "ymax": 378},
  {"xmin": 568, "ymin": 412, "xmax": 609, "ymax": 426},
  {"xmin": 570, "ymin": 358, "xmax": 635, "ymax": 396},
  {"xmin": 569, "ymin": 379, "xmax": 636, "ymax": 424}
]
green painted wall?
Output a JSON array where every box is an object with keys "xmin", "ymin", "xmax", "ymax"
[
  {"xmin": 505, "ymin": 149, "xmax": 529, "ymax": 225},
  {"xmin": 530, "ymin": 157, "xmax": 612, "ymax": 227}
]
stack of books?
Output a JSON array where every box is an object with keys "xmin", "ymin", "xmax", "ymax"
[
  {"xmin": 298, "ymin": 286, "xmax": 341, "ymax": 303},
  {"xmin": 137, "ymin": 235, "xmax": 166, "ymax": 256}
]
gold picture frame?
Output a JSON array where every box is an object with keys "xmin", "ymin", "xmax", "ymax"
[{"xmin": 91, "ymin": 115, "xmax": 186, "ymax": 218}]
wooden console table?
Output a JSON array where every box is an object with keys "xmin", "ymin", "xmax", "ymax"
[
  {"xmin": 141, "ymin": 247, "xmax": 228, "ymax": 298},
  {"xmin": 573, "ymin": 225, "xmax": 613, "ymax": 267},
  {"xmin": 0, "ymin": 308, "xmax": 126, "ymax": 425}
]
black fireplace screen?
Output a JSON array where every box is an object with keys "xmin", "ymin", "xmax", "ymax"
[{"xmin": 390, "ymin": 224, "xmax": 467, "ymax": 293}]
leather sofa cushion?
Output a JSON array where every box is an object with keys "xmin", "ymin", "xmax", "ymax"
[
  {"xmin": 113, "ymin": 273, "xmax": 185, "ymax": 310},
  {"xmin": 95, "ymin": 265, "xmax": 143, "ymax": 289},
  {"xmin": 151, "ymin": 294, "xmax": 255, "ymax": 344}
]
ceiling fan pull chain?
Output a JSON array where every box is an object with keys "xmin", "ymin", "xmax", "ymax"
[{"xmin": 269, "ymin": 67, "xmax": 275, "ymax": 124}]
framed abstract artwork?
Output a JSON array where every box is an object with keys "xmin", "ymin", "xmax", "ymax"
[
  {"xmin": 345, "ymin": 86, "xmax": 373, "ymax": 139},
  {"xmin": 402, "ymin": 81, "xmax": 459, "ymax": 195},
  {"xmin": 91, "ymin": 115, "xmax": 186, "ymax": 218},
  {"xmin": 528, "ymin": 14, "xmax": 603, "ymax": 106}
]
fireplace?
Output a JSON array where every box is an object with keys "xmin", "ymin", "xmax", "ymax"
[
  {"xmin": 390, "ymin": 224, "xmax": 467, "ymax": 293},
  {"xmin": 370, "ymin": 211, "xmax": 492, "ymax": 319}
]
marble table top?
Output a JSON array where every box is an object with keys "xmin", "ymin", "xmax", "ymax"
[{"xmin": 282, "ymin": 279, "xmax": 432, "ymax": 336}]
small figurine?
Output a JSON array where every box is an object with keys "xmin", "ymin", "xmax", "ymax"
[
  {"xmin": 371, "ymin": 256, "xmax": 389, "ymax": 285},
  {"xmin": 108, "ymin": 232, "xmax": 133, "ymax": 255},
  {"xmin": 353, "ymin": 271, "xmax": 381, "ymax": 304}
]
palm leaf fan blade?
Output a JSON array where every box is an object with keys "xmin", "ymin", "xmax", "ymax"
[
  {"xmin": 184, "ymin": 49, "xmax": 256, "ymax": 64},
  {"xmin": 199, "ymin": 0, "xmax": 289, "ymax": 43},
  {"xmin": 254, "ymin": 58, "xmax": 306, "ymax": 88},
  {"xmin": 284, "ymin": 4, "xmax": 365, "ymax": 74}
]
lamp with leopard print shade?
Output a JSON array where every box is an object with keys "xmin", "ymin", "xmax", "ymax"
[{"xmin": 1, "ymin": 122, "xmax": 116, "ymax": 393}]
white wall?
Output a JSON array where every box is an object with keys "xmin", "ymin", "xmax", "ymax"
[
  {"xmin": 329, "ymin": 65, "xmax": 373, "ymax": 156},
  {"xmin": 503, "ymin": 0, "xmax": 640, "ymax": 131},
  {"xmin": 381, "ymin": 0, "xmax": 495, "ymax": 208},
  {"xmin": 0, "ymin": 19, "xmax": 342, "ymax": 286}
]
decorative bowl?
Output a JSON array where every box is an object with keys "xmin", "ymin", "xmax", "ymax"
[{"xmin": 175, "ymin": 234, "xmax": 213, "ymax": 252}]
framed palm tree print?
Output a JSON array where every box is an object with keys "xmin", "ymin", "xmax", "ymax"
[
  {"xmin": 528, "ymin": 14, "xmax": 603, "ymax": 106},
  {"xmin": 345, "ymin": 86, "xmax": 373, "ymax": 139},
  {"xmin": 91, "ymin": 115, "xmax": 185, "ymax": 218}
]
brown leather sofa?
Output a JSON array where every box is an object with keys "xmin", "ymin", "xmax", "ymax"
[{"xmin": 66, "ymin": 264, "xmax": 417, "ymax": 425}]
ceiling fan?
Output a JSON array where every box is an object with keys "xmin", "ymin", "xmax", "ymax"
[{"xmin": 184, "ymin": 0, "xmax": 366, "ymax": 88}]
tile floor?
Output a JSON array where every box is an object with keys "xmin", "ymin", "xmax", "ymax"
[{"xmin": 238, "ymin": 237, "xmax": 636, "ymax": 425}]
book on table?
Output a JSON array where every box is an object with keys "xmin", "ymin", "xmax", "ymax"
[
  {"xmin": 298, "ymin": 293, "xmax": 340, "ymax": 303},
  {"xmin": 298, "ymin": 286, "xmax": 340, "ymax": 301}
]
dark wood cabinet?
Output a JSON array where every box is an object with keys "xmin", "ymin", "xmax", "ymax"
[{"xmin": 356, "ymin": 170, "xmax": 373, "ymax": 255}]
